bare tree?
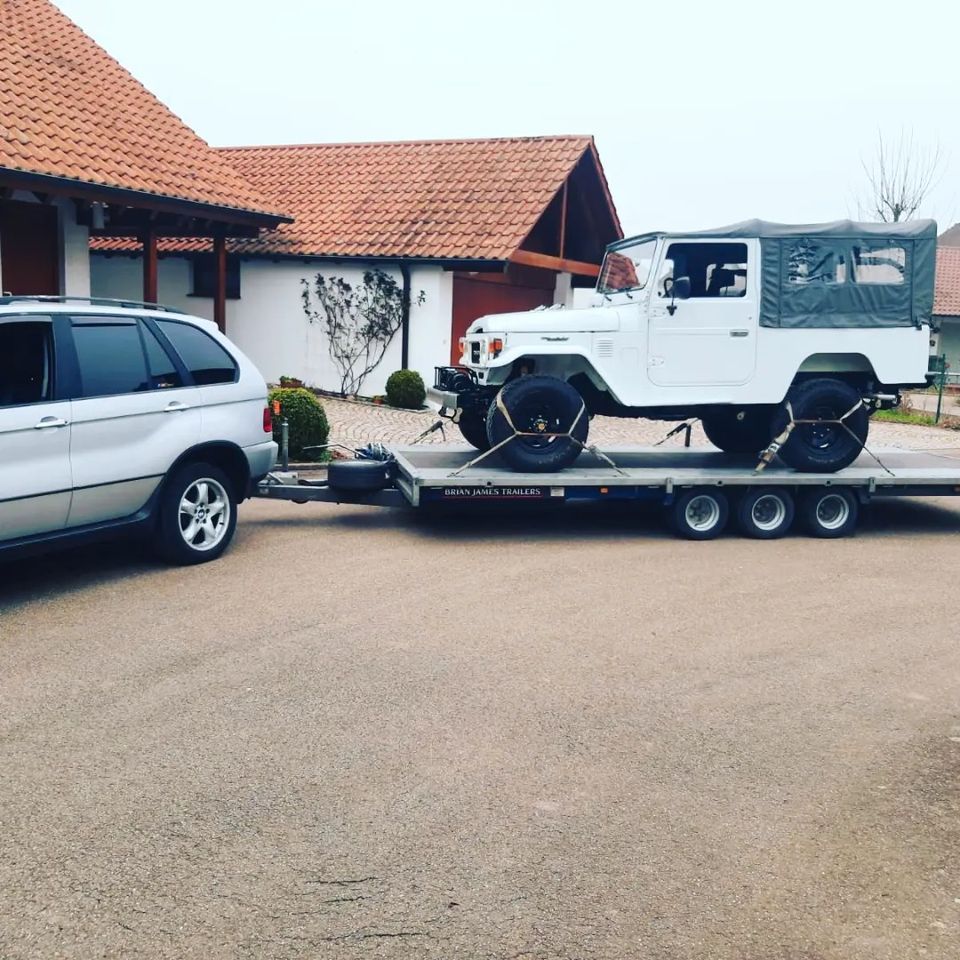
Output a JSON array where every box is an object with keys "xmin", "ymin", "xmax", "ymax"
[{"xmin": 858, "ymin": 130, "xmax": 943, "ymax": 222}]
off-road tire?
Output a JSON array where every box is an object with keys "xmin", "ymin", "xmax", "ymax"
[
  {"xmin": 156, "ymin": 461, "xmax": 238, "ymax": 565},
  {"xmin": 701, "ymin": 406, "xmax": 775, "ymax": 454},
  {"xmin": 486, "ymin": 376, "xmax": 588, "ymax": 473},
  {"xmin": 458, "ymin": 409, "xmax": 491, "ymax": 451},
  {"xmin": 772, "ymin": 378, "xmax": 869, "ymax": 473}
]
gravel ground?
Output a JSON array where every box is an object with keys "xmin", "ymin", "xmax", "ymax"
[{"xmin": 2, "ymin": 493, "xmax": 960, "ymax": 959}]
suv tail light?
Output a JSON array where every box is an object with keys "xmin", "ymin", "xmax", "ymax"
[{"xmin": 263, "ymin": 406, "xmax": 273, "ymax": 433}]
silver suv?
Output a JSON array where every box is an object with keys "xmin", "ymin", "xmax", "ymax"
[{"xmin": 0, "ymin": 297, "xmax": 277, "ymax": 564}]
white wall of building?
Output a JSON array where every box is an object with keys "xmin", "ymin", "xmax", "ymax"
[
  {"xmin": 58, "ymin": 198, "xmax": 90, "ymax": 296},
  {"xmin": 91, "ymin": 254, "xmax": 452, "ymax": 396}
]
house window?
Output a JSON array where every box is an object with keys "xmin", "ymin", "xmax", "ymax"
[{"xmin": 190, "ymin": 255, "xmax": 241, "ymax": 299}]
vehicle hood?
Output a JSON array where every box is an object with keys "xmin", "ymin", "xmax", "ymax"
[{"xmin": 467, "ymin": 306, "xmax": 619, "ymax": 334}]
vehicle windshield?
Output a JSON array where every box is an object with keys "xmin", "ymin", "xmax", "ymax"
[{"xmin": 597, "ymin": 238, "xmax": 658, "ymax": 294}]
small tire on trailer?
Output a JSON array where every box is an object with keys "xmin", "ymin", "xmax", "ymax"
[
  {"xmin": 486, "ymin": 375, "xmax": 588, "ymax": 473},
  {"xmin": 457, "ymin": 409, "xmax": 491, "ymax": 451},
  {"xmin": 671, "ymin": 488, "xmax": 730, "ymax": 540},
  {"xmin": 772, "ymin": 378, "xmax": 869, "ymax": 473},
  {"xmin": 798, "ymin": 486, "xmax": 859, "ymax": 538},
  {"xmin": 328, "ymin": 459, "xmax": 393, "ymax": 492},
  {"xmin": 736, "ymin": 487, "xmax": 795, "ymax": 539},
  {"xmin": 156, "ymin": 461, "xmax": 238, "ymax": 565},
  {"xmin": 701, "ymin": 406, "xmax": 775, "ymax": 454}
]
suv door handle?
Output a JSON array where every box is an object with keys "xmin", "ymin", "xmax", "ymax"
[
  {"xmin": 34, "ymin": 416, "xmax": 68, "ymax": 429},
  {"xmin": 729, "ymin": 329, "xmax": 750, "ymax": 338},
  {"xmin": 163, "ymin": 401, "xmax": 191, "ymax": 412}
]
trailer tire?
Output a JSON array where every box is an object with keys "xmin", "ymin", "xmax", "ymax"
[
  {"xmin": 736, "ymin": 487, "xmax": 795, "ymax": 539},
  {"xmin": 328, "ymin": 459, "xmax": 393, "ymax": 492},
  {"xmin": 457, "ymin": 410, "xmax": 491, "ymax": 450},
  {"xmin": 671, "ymin": 488, "xmax": 729, "ymax": 540},
  {"xmin": 701, "ymin": 406, "xmax": 774, "ymax": 454},
  {"xmin": 799, "ymin": 487, "xmax": 859, "ymax": 538},
  {"xmin": 773, "ymin": 378, "xmax": 868, "ymax": 473},
  {"xmin": 487, "ymin": 376, "xmax": 588, "ymax": 473}
]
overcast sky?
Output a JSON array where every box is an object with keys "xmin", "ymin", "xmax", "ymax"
[{"xmin": 55, "ymin": 0, "xmax": 959, "ymax": 236}]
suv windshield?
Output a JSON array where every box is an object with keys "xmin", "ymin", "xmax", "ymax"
[{"xmin": 597, "ymin": 238, "xmax": 658, "ymax": 294}]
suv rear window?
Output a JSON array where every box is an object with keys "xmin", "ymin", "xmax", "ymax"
[
  {"xmin": 157, "ymin": 320, "xmax": 238, "ymax": 385},
  {"xmin": 72, "ymin": 319, "xmax": 149, "ymax": 398}
]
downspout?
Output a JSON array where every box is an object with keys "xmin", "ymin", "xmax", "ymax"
[{"xmin": 399, "ymin": 261, "xmax": 411, "ymax": 369}]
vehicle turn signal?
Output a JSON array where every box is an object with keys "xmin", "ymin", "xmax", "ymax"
[{"xmin": 489, "ymin": 338, "xmax": 503, "ymax": 357}]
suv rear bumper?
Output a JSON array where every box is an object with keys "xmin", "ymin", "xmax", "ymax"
[{"xmin": 245, "ymin": 440, "xmax": 278, "ymax": 486}]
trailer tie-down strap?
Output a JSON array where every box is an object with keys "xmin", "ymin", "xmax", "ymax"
[
  {"xmin": 447, "ymin": 394, "xmax": 628, "ymax": 478},
  {"xmin": 755, "ymin": 399, "xmax": 894, "ymax": 477}
]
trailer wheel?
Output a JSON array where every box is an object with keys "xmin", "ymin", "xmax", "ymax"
[
  {"xmin": 328, "ymin": 459, "xmax": 393, "ymax": 492},
  {"xmin": 671, "ymin": 488, "xmax": 729, "ymax": 540},
  {"xmin": 487, "ymin": 376, "xmax": 588, "ymax": 473},
  {"xmin": 457, "ymin": 410, "xmax": 491, "ymax": 450},
  {"xmin": 736, "ymin": 487, "xmax": 795, "ymax": 539},
  {"xmin": 798, "ymin": 487, "xmax": 859, "ymax": 538},
  {"xmin": 772, "ymin": 378, "xmax": 868, "ymax": 473}
]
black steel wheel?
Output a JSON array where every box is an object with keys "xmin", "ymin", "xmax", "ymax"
[
  {"xmin": 486, "ymin": 376, "xmax": 588, "ymax": 472},
  {"xmin": 773, "ymin": 378, "xmax": 868, "ymax": 473}
]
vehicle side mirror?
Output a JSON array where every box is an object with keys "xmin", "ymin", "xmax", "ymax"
[{"xmin": 667, "ymin": 276, "xmax": 691, "ymax": 315}]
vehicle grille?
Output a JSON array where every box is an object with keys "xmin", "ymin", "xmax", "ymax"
[{"xmin": 471, "ymin": 341, "xmax": 481, "ymax": 363}]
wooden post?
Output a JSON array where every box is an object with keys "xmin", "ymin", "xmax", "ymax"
[
  {"xmin": 213, "ymin": 234, "xmax": 227, "ymax": 333},
  {"xmin": 558, "ymin": 180, "xmax": 568, "ymax": 259},
  {"xmin": 142, "ymin": 230, "xmax": 158, "ymax": 303}
]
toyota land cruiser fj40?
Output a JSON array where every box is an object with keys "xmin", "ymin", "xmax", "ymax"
[{"xmin": 432, "ymin": 219, "xmax": 936, "ymax": 473}]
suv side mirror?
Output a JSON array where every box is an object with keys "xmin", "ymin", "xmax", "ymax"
[{"xmin": 667, "ymin": 275, "xmax": 692, "ymax": 315}]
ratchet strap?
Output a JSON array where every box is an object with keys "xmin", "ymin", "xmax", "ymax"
[
  {"xmin": 448, "ymin": 393, "xmax": 627, "ymax": 477},
  {"xmin": 755, "ymin": 399, "xmax": 894, "ymax": 476}
]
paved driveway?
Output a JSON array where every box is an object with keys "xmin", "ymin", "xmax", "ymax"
[{"xmin": 2, "ymin": 495, "xmax": 959, "ymax": 959}]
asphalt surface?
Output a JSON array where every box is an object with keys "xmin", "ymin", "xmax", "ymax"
[{"xmin": 2, "ymin": 497, "xmax": 960, "ymax": 960}]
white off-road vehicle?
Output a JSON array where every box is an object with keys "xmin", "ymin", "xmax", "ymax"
[{"xmin": 433, "ymin": 219, "xmax": 935, "ymax": 473}]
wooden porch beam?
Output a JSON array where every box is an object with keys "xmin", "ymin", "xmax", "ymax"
[
  {"xmin": 142, "ymin": 229, "xmax": 158, "ymax": 303},
  {"xmin": 508, "ymin": 248, "xmax": 600, "ymax": 278},
  {"xmin": 213, "ymin": 234, "xmax": 227, "ymax": 333},
  {"xmin": 559, "ymin": 180, "xmax": 568, "ymax": 259}
]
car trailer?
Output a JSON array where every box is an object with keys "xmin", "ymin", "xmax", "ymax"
[{"xmin": 253, "ymin": 443, "xmax": 960, "ymax": 540}]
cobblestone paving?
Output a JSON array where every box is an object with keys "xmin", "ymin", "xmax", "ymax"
[{"xmin": 321, "ymin": 395, "xmax": 960, "ymax": 452}]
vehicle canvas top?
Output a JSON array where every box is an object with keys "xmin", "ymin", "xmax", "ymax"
[{"xmin": 617, "ymin": 218, "xmax": 937, "ymax": 330}]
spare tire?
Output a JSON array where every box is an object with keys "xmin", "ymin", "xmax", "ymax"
[
  {"xmin": 486, "ymin": 376, "xmax": 588, "ymax": 473},
  {"xmin": 328, "ymin": 459, "xmax": 394, "ymax": 491},
  {"xmin": 772, "ymin": 378, "xmax": 868, "ymax": 473}
]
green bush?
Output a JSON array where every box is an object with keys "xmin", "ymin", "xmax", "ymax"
[
  {"xmin": 268, "ymin": 387, "xmax": 329, "ymax": 461},
  {"xmin": 385, "ymin": 369, "xmax": 426, "ymax": 409}
]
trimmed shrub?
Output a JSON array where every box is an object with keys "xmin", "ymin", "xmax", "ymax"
[
  {"xmin": 385, "ymin": 369, "xmax": 426, "ymax": 409},
  {"xmin": 268, "ymin": 387, "xmax": 329, "ymax": 461}
]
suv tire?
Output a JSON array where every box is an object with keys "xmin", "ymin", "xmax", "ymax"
[
  {"xmin": 772, "ymin": 378, "xmax": 868, "ymax": 473},
  {"xmin": 458, "ymin": 409, "xmax": 491, "ymax": 450},
  {"xmin": 487, "ymin": 376, "xmax": 588, "ymax": 472},
  {"xmin": 701, "ymin": 406, "xmax": 774, "ymax": 454},
  {"xmin": 156, "ymin": 462, "xmax": 238, "ymax": 565}
]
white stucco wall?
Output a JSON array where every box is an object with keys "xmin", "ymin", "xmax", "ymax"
[
  {"xmin": 58, "ymin": 198, "xmax": 90, "ymax": 296},
  {"xmin": 91, "ymin": 254, "xmax": 452, "ymax": 396}
]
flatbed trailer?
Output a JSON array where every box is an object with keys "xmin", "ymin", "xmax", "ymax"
[{"xmin": 254, "ymin": 444, "xmax": 960, "ymax": 540}]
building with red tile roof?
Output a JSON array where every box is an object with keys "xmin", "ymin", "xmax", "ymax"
[
  {"xmin": 933, "ymin": 246, "xmax": 960, "ymax": 375},
  {"xmin": 0, "ymin": 0, "xmax": 288, "ymax": 326},
  {"xmin": 91, "ymin": 135, "xmax": 623, "ymax": 395}
]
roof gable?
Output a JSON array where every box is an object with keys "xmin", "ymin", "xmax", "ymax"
[
  {"xmin": 210, "ymin": 135, "xmax": 621, "ymax": 260},
  {"xmin": 0, "ymin": 0, "xmax": 279, "ymax": 218}
]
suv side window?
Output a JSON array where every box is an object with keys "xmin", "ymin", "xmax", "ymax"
[
  {"xmin": 72, "ymin": 318, "xmax": 150, "ymax": 398},
  {"xmin": 156, "ymin": 320, "xmax": 238, "ymax": 386},
  {"xmin": 0, "ymin": 319, "xmax": 54, "ymax": 407},
  {"xmin": 140, "ymin": 321, "xmax": 184, "ymax": 389},
  {"xmin": 660, "ymin": 242, "xmax": 749, "ymax": 299}
]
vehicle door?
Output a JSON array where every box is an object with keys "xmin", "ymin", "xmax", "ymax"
[
  {"xmin": 647, "ymin": 239, "xmax": 759, "ymax": 387},
  {"xmin": 65, "ymin": 315, "xmax": 202, "ymax": 527},
  {"xmin": 0, "ymin": 314, "xmax": 72, "ymax": 540}
]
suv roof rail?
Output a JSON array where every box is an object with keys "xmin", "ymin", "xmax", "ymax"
[{"xmin": 0, "ymin": 295, "xmax": 183, "ymax": 313}]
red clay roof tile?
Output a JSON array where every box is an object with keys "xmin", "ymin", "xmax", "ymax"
[
  {"xmin": 935, "ymin": 246, "xmax": 960, "ymax": 317},
  {"xmin": 94, "ymin": 135, "xmax": 615, "ymax": 259},
  {"xmin": 0, "ymin": 0, "xmax": 280, "ymax": 218}
]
